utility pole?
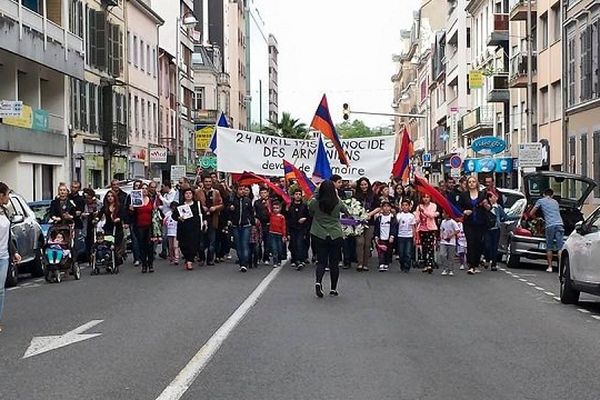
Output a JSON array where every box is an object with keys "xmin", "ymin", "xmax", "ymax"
[{"xmin": 526, "ymin": 0, "xmax": 533, "ymax": 144}]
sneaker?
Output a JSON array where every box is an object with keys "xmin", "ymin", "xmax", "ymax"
[
  {"xmin": 291, "ymin": 263, "xmax": 297, "ymax": 269},
  {"xmin": 467, "ymin": 268, "xmax": 475, "ymax": 275},
  {"xmin": 448, "ymin": 270, "xmax": 455, "ymax": 276},
  {"xmin": 148, "ymin": 266, "xmax": 154, "ymax": 273},
  {"xmin": 356, "ymin": 265, "xmax": 364, "ymax": 272},
  {"xmin": 384, "ymin": 265, "xmax": 389, "ymax": 271},
  {"xmin": 315, "ymin": 283, "xmax": 324, "ymax": 298},
  {"xmin": 546, "ymin": 266, "xmax": 553, "ymax": 273},
  {"xmin": 134, "ymin": 261, "xmax": 140, "ymax": 267},
  {"xmin": 297, "ymin": 263, "xmax": 305, "ymax": 271},
  {"xmin": 274, "ymin": 263, "xmax": 281, "ymax": 268},
  {"xmin": 474, "ymin": 268, "xmax": 482, "ymax": 274},
  {"xmin": 441, "ymin": 269, "xmax": 448, "ymax": 276},
  {"xmin": 240, "ymin": 266, "xmax": 248, "ymax": 273},
  {"xmin": 329, "ymin": 290, "xmax": 339, "ymax": 297},
  {"xmin": 378, "ymin": 264, "xmax": 385, "ymax": 272},
  {"xmin": 459, "ymin": 264, "xmax": 465, "ymax": 270}
]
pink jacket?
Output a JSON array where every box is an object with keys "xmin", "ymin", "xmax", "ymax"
[{"xmin": 414, "ymin": 203, "xmax": 439, "ymax": 232}]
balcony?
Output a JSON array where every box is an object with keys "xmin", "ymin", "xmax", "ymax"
[
  {"xmin": 0, "ymin": 0, "xmax": 84, "ymax": 79},
  {"xmin": 487, "ymin": 14, "xmax": 509, "ymax": 46},
  {"xmin": 509, "ymin": 52, "xmax": 537, "ymax": 88},
  {"xmin": 509, "ymin": 0, "xmax": 536, "ymax": 21},
  {"xmin": 107, "ymin": 123, "xmax": 128, "ymax": 147},
  {"xmin": 460, "ymin": 106, "xmax": 494, "ymax": 136},
  {"xmin": 487, "ymin": 74, "xmax": 510, "ymax": 103}
]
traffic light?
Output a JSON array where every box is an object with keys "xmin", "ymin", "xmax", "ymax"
[{"xmin": 342, "ymin": 103, "xmax": 350, "ymax": 121}]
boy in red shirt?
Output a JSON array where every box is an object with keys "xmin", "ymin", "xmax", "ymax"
[{"xmin": 268, "ymin": 203, "xmax": 287, "ymax": 267}]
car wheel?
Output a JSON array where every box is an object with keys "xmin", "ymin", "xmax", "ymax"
[
  {"xmin": 5, "ymin": 261, "xmax": 18, "ymax": 287},
  {"xmin": 506, "ymin": 242, "xmax": 520, "ymax": 268},
  {"xmin": 560, "ymin": 257, "xmax": 580, "ymax": 305},
  {"xmin": 30, "ymin": 246, "xmax": 45, "ymax": 277}
]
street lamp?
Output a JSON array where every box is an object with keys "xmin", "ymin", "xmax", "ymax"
[{"xmin": 175, "ymin": 12, "xmax": 198, "ymax": 166}]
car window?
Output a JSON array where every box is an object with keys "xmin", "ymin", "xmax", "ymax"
[
  {"xmin": 13, "ymin": 197, "xmax": 31, "ymax": 218},
  {"xmin": 587, "ymin": 209, "xmax": 600, "ymax": 232},
  {"xmin": 31, "ymin": 205, "xmax": 51, "ymax": 223},
  {"xmin": 8, "ymin": 198, "xmax": 24, "ymax": 216}
]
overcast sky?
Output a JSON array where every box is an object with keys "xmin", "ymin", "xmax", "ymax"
[{"xmin": 256, "ymin": 0, "xmax": 420, "ymax": 128}]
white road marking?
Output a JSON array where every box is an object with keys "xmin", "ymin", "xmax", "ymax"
[
  {"xmin": 577, "ymin": 308, "xmax": 591, "ymax": 314},
  {"xmin": 34, "ymin": 278, "xmax": 44, "ymax": 283},
  {"xmin": 553, "ymin": 297, "xmax": 561, "ymax": 301},
  {"xmin": 518, "ymin": 278, "xmax": 527, "ymax": 282},
  {"xmin": 23, "ymin": 320, "xmax": 103, "ymax": 359},
  {"xmin": 527, "ymin": 282, "xmax": 536, "ymax": 286},
  {"xmin": 544, "ymin": 291, "xmax": 555, "ymax": 296},
  {"xmin": 534, "ymin": 286, "xmax": 545, "ymax": 291},
  {"xmin": 6, "ymin": 287, "xmax": 18, "ymax": 291},
  {"xmin": 156, "ymin": 266, "xmax": 283, "ymax": 400},
  {"xmin": 512, "ymin": 275, "xmax": 520, "ymax": 278},
  {"xmin": 592, "ymin": 316, "xmax": 600, "ymax": 321},
  {"xmin": 20, "ymin": 282, "xmax": 33, "ymax": 287}
]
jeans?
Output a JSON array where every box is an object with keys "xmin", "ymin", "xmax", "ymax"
[
  {"xmin": 203, "ymin": 225, "xmax": 217, "ymax": 263},
  {"xmin": 289, "ymin": 229, "xmax": 307, "ymax": 264},
  {"xmin": 377, "ymin": 239, "xmax": 393, "ymax": 265},
  {"xmin": 343, "ymin": 237, "xmax": 357, "ymax": 266},
  {"xmin": 216, "ymin": 228, "xmax": 231, "ymax": 259},
  {"xmin": 135, "ymin": 226, "xmax": 155, "ymax": 268},
  {"xmin": 260, "ymin": 225, "xmax": 271, "ymax": 262},
  {"xmin": 464, "ymin": 223, "xmax": 485, "ymax": 269},
  {"xmin": 269, "ymin": 233, "xmax": 284, "ymax": 264},
  {"xmin": 130, "ymin": 223, "xmax": 141, "ymax": 263},
  {"xmin": 313, "ymin": 235, "xmax": 343, "ymax": 290},
  {"xmin": 0, "ymin": 258, "xmax": 8, "ymax": 321},
  {"xmin": 233, "ymin": 226, "xmax": 251, "ymax": 267},
  {"xmin": 397, "ymin": 237, "xmax": 413, "ymax": 271},
  {"xmin": 484, "ymin": 228, "xmax": 501, "ymax": 264}
]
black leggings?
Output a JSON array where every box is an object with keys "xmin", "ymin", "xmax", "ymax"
[
  {"xmin": 136, "ymin": 226, "xmax": 155, "ymax": 268},
  {"xmin": 464, "ymin": 223, "xmax": 485, "ymax": 269},
  {"xmin": 312, "ymin": 235, "xmax": 343, "ymax": 290}
]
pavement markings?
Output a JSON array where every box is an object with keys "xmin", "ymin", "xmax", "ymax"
[
  {"xmin": 544, "ymin": 291, "xmax": 555, "ymax": 296},
  {"xmin": 577, "ymin": 308, "xmax": 591, "ymax": 314},
  {"xmin": 553, "ymin": 296, "xmax": 561, "ymax": 301},
  {"xmin": 23, "ymin": 320, "xmax": 104, "ymax": 359},
  {"xmin": 156, "ymin": 266, "xmax": 284, "ymax": 400},
  {"xmin": 534, "ymin": 286, "xmax": 545, "ymax": 291},
  {"xmin": 518, "ymin": 278, "xmax": 528, "ymax": 282},
  {"xmin": 592, "ymin": 316, "xmax": 600, "ymax": 321},
  {"xmin": 527, "ymin": 282, "xmax": 536, "ymax": 286}
]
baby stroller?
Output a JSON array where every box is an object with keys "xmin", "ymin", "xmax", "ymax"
[
  {"xmin": 90, "ymin": 222, "xmax": 118, "ymax": 275},
  {"xmin": 43, "ymin": 224, "xmax": 81, "ymax": 283}
]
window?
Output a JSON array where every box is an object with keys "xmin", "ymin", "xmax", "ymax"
[
  {"xmin": 108, "ymin": 23, "xmax": 123, "ymax": 77},
  {"xmin": 70, "ymin": 78, "xmax": 79, "ymax": 130},
  {"xmin": 152, "ymin": 48, "xmax": 157, "ymax": 78},
  {"xmin": 551, "ymin": 5, "xmax": 561, "ymax": 43},
  {"xmin": 592, "ymin": 20, "xmax": 599, "ymax": 98},
  {"xmin": 569, "ymin": 136, "xmax": 576, "ymax": 174},
  {"xmin": 567, "ymin": 36, "xmax": 576, "ymax": 106},
  {"xmin": 520, "ymin": 101, "xmax": 526, "ymax": 129},
  {"xmin": 466, "ymin": 27, "xmax": 471, "ymax": 48},
  {"xmin": 133, "ymin": 35, "xmax": 138, "ymax": 67},
  {"xmin": 140, "ymin": 40, "xmax": 145, "ymax": 71},
  {"xmin": 512, "ymin": 105, "xmax": 518, "ymax": 131},
  {"xmin": 540, "ymin": 86, "xmax": 548, "ymax": 123},
  {"xmin": 159, "ymin": 106, "xmax": 163, "ymax": 138},
  {"xmin": 594, "ymin": 131, "xmax": 600, "ymax": 196},
  {"xmin": 127, "ymin": 31, "xmax": 131, "ymax": 64},
  {"xmin": 89, "ymin": 83, "xmax": 97, "ymax": 133},
  {"xmin": 551, "ymin": 81, "xmax": 561, "ymax": 120},
  {"xmin": 581, "ymin": 134, "xmax": 588, "ymax": 177},
  {"xmin": 147, "ymin": 44, "xmax": 151, "ymax": 75},
  {"xmin": 134, "ymin": 96, "xmax": 139, "ymax": 134},
  {"xmin": 141, "ymin": 98, "xmax": 146, "ymax": 137},
  {"xmin": 194, "ymin": 87, "xmax": 205, "ymax": 110},
  {"xmin": 581, "ymin": 26, "xmax": 592, "ymax": 102},
  {"xmin": 79, "ymin": 81, "xmax": 87, "ymax": 131},
  {"xmin": 153, "ymin": 103, "xmax": 157, "ymax": 141},
  {"xmin": 540, "ymin": 13, "xmax": 548, "ymax": 50},
  {"xmin": 147, "ymin": 101, "xmax": 152, "ymax": 139}
]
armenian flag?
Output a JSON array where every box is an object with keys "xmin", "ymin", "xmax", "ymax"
[
  {"xmin": 237, "ymin": 171, "xmax": 291, "ymax": 206},
  {"xmin": 310, "ymin": 94, "xmax": 350, "ymax": 166},
  {"xmin": 391, "ymin": 127, "xmax": 413, "ymax": 182},
  {"xmin": 312, "ymin": 136, "xmax": 333, "ymax": 183},
  {"xmin": 413, "ymin": 175, "xmax": 463, "ymax": 219},
  {"xmin": 283, "ymin": 160, "xmax": 316, "ymax": 199},
  {"xmin": 208, "ymin": 112, "xmax": 230, "ymax": 153}
]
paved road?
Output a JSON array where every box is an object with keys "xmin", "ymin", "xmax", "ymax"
[{"xmin": 1, "ymin": 259, "xmax": 600, "ymax": 400}]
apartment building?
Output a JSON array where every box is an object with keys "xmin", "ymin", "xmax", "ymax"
[
  {"xmin": 125, "ymin": 0, "xmax": 163, "ymax": 179},
  {"xmin": 392, "ymin": 29, "xmax": 419, "ymax": 138},
  {"xmin": 0, "ymin": 0, "xmax": 84, "ymax": 199},
  {"xmin": 154, "ymin": 0, "xmax": 196, "ymax": 172},
  {"xmin": 246, "ymin": 1, "xmax": 269, "ymax": 129},
  {"xmin": 268, "ymin": 34, "xmax": 279, "ymax": 123},
  {"xmin": 564, "ymin": 0, "xmax": 600, "ymax": 201},
  {"xmin": 229, "ymin": 0, "xmax": 248, "ymax": 130}
]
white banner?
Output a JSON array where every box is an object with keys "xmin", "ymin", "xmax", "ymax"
[{"xmin": 216, "ymin": 127, "xmax": 396, "ymax": 182}]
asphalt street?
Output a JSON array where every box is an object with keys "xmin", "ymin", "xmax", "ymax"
[{"xmin": 1, "ymin": 257, "xmax": 600, "ymax": 400}]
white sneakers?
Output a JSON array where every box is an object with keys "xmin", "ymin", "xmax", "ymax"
[{"xmin": 378, "ymin": 264, "xmax": 390, "ymax": 272}]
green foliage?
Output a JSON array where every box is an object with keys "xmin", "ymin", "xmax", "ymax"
[
  {"xmin": 262, "ymin": 112, "xmax": 308, "ymax": 139},
  {"xmin": 336, "ymin": 119, "xmax": 378, "ymax": 138}
]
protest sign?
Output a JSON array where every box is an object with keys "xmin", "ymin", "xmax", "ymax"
[{"xmin": 215, "ymin": 127, "xmax": 396, "ymax": 182}]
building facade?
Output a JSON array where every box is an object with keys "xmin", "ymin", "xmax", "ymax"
[
  {"xmin": 0, "ymin": 0, "xmax": 84, "ymax": 199},
  {"xmin": 268, "ymin": 34, "xmax": 279, "ymax": 123}
]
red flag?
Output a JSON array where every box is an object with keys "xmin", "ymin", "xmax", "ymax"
[
  {"xmin": 413, "ymin": 175, "xmax": 463, "ymax": 219},
  {"xmin": 283, "ymin": 160, "xmax": 315, "ymax": 200},
  {"xmin": 392, "ymin": 127, "xmax": 414, "ymax": 182},
  {"xmin": 310, "ymin": 94, "xmax": 350, "ymax": 166},
  {"xmin": 237, "ymin": 171, "xmax": 291, "ymax": 206}
]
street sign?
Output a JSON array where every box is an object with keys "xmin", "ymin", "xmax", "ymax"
[
  {"xmin": 0, "ymin": 100, "xmax": 23, "ymax": 118},
  {"xmin": 422, "ymin": 153, "xmax": 431, "ymax": 163},
  {"xmin": 450, "ymin": 167, "xmax": 461, "ymax": 178},
  {"xmin": 449, "ymin": 154, "xmax": 463, "ymax": 169},
  {"xmin": 518, "ymin": 143, "xmax": 543, "ymax": 168},
  {"xmin": 149, "ymin": 147, "xmax": 168, "ymax": 163},
  {"xmin": 170, "ymin": 165, "xmax": 186, "ymax": 182},
  {"xmin": 23, "ymin": 320, "xmax": 103, "ymax": 359}
]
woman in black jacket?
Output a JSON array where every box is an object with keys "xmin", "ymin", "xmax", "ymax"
[
  {"xmin": 458, "ymin": 176, "xmax": 487, "ymax": 275},
  {"xmin": 228, "ymin": 184, "xmax": 255, "ymax": 272},
  {"xmin": 172, "ymin": 188, "xmax": 206, "ymax": 271},
  {"xmin": 98, "ymin": 190, "xmax": 128, "ymax": 264},
  {"xmin": 49, "ymin": 183, "xmax": 77, "ymax": 224}
]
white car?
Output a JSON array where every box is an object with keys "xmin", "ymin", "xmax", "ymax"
[{"xmin": 559, "ymin": 206, "xmax": 600, "ymax": 304}]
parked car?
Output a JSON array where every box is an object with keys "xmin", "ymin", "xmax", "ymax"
[
  {"xmin": 502, "ymin": 171, "xmax": 596, "ymax": 268},
  {"xmin": 27, "ymin": 200, "xmax": 52, "ymax": 239},
  {"xmin": 559, "ymin": 206, "xmax": 600, "ymax": 304},
  {"xmin": 4, "ymin": 193, "xmax": 45, "ymax": 287}
]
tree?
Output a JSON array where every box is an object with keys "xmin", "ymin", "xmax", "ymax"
[
  {"xmin": 336, "ymin": 119, "xmax": 377, "ymax": 138},
  {"xmin": 263, "ymin": 112, "xmax": 308, "ymax": 139}
]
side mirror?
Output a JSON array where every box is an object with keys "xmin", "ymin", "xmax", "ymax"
[
  {"xmin": 11, "ymin": 215, "xmax": 25, "ymax": 224},
  {"xmin": 575, "ymin": 221, "xmax": 585, "ymax": 234}
]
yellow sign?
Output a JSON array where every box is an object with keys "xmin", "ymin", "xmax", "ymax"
[
  {"xmin": 195, "ymin": 126, "xmax": 214, "ymax": 150},
  {"xmin": 469, "ymin": 70, "xmax": 483, "ymax": 89},
  {"xmin": 3, "ymin": 105, "xmax": 33, "ymax": 128}
]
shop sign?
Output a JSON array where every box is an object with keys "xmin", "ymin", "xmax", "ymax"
[
  {"xmin": 32, "ymin": 109, "xmax": 49, "ymax": 131},
  {"xmin": 3, "ymin": 105, "xmax": 32, "ymax": 128},
  {"xmin": 170, "ymin": 165, "xmax": 186, "ymax": 182},
  {"xmin": 112, "ymin": 157, "xmax": 128, "ymax": 174},
  {"xmin": 85, "ymin": 154, "xmax": 104, "ymax": 170},
  {"xmin": 149, "ymin": 147, "xmax": 168, "ymax": 163},
  {"xmin": 195, "ymin": 126, "xmax": 214, "ymax": 150},
  {"xmin": 463, "ymin": 158, "xmax": 513, "ymax": 173},
  {"xmin": 471, "ymin": 136, "xmax": 507, "ymax": 155},
  {"xmin": 198, "ymin": 154, "xmax": 217, "ymax": 170},
  {"xmin": 468, "ymin": 70, "xmax": 483, "ymax": 89}
]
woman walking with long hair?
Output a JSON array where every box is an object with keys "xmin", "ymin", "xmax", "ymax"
[
  {"xmin": 0, "ymin": 182, "xmax": 21, "ymax": 333},
  {"xmin": 353, "ymin": 177, "xmax": 380, "ymax": 271},
  {"xmin": 309, "ymin": 180, "xmax": 348, "ymax": 297},
  {"xmin": 127, "ymin": 180, "xmax": 143, "ymax": 266},
  {"xmin": 458, "ymin": 176, "xmax": 486, "ymax": 275},
  {"xmin": 98, "ymin": 190, "xmax": 127, "ymax": 264},
  {"xmin": 129, "ymin": 183, "xmax": 156, "ymax": 273},
  {"xmin": 414, "ymin": 192, "xmax": 439, "ymax": 273},
  {"xmin": 81, "ymin": 188, "xmax": 101, "ymax": 263},
  {"xmin": 172, "ymin": 188, "xmax": 206, "ymax": 270}
]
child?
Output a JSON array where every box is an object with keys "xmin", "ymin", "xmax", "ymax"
[
  {"xmin": 396, "ymin": 200, "xmax": 417, "ymax": 272},
  {"xmin": 268, "ymin": 203, "xmax": 287, "ymax": 267},
  {"xmin": 47, "ymin": 231, "xmax": 71, "ymax": 263},
  {"xmin": 286, "ymin": 188, "xmax": 310, "ymax": 270},
  {"xmin": 439, "ymin": 210, "xmax": 460, "ymax": 276},
  {"xmin": 164, "ymin": 202, "xmax": 179, "ymax": 265},
  {"xmin": 456, "ymin": 220, "xmax": 467, "ymax": 270},
  {"xmin": 249, "ymin": 218, "xmax": 263, "ymax": 269},
  {"xmin": 374, "ymin": 200, "xmax": 398, "ymax": 271}
]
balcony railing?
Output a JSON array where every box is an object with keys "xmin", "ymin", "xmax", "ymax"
[
  {"xmin": 111, "ymin": 123, "xmax": 128, "ymax": 146},
  {"xmin": 509, "ymin": 52, "xmax": 537, "ymax": 87},
  {"xmin": 487, "ymin": 14, "xmax": 509, "ymax": 46},
  {"xmin": 509, "ymin": 0, "xmax": 536, "ymax": 21},
  {"xmin": 460, "ymin": 106, "xmax": 494, "ymax": 135},
  {"xmin": 487, "ymin": 74, "xmax": 510, "ymax": 103}
]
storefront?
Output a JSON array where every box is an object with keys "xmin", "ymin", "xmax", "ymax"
[
  {"xmin": 129, "ymin": 147, "xmax": 147, "ymax": 179},
  {"xmin": 463, "ymin": 157, "xmax": 518, "ymax": 189},
  {"xmin": 84, "ymin": 154, "xmax": 105, "ymax": 189}
]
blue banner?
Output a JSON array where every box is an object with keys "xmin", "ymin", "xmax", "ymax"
[{"xmin": 463, "ymin": 158, "xmax": 513, "ymax": 173}]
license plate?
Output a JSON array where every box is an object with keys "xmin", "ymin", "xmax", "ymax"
[{"xmin": 538, "ymin": 242, "xmax": 547, "ymax": 250}]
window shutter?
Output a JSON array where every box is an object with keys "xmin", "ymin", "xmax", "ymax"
[
  {"xmin": 96, "ymin": 11, "xmax": 106, "ymax": 71},
  {"xmin": 88, "ymin": 9, "xmax": 96, "ymax": 66},
  {"xmin": 80, "ymin": 81, "xmax": 88, "ymax": 131},
  {"xmin": 119, "ymin": 28, "xmax": 124, "ymax": 75}
]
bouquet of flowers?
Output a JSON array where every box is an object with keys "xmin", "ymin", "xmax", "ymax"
[{"xmin": 341, "ymin": 198, "xmax": 369, "ymax": 237}]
